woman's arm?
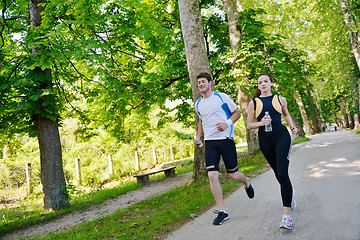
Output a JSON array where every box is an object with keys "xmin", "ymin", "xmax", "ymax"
[
  {"xmin": 246, "ymin": 100, "xmax": 271, "ymax": 130},
  {"xmin": 280, "ymin": 96, "xmax": 297, "ymax": 134}
]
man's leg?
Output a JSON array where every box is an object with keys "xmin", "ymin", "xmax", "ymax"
[
  {"xmin": 228, "ymin": 171, "xmax": 248, "ymax": 186},
  {"xmin": 220, "ymin": 139, "xmax": 249, "ymax": 186},
  {"xmin": 208, "ymin": 171, "xmax": 225, "ymax": 210}
]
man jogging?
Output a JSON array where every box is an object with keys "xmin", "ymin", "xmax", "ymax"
[{"xmin": 194, "ymin": 72, "xmax": 254, "ymax": 225}]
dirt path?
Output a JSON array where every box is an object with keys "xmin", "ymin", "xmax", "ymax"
[
  {"xmin": 3, "ymin": 172, "xmax": 193, "ymax": 240},
  {"xmin": 167, "ymin": 129, "xmax": 360, "ymax": 240}
]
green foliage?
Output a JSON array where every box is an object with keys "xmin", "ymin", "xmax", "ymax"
[
  {"xmin": 60, "ymin": 182, "xmax": 77, "ymax": 201},
  {"xmin": 1, "ymin": 0, "xmax": 192, "ymax": 143}
]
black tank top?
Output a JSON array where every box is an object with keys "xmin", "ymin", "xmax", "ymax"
[{"xmin": 254, "ymin": 95, "xmax": 283, "ymax": 131}]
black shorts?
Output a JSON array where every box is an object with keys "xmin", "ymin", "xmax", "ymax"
[{"xmin": 205, "ymin": 138, "xmax": 238, "ymax": 173}]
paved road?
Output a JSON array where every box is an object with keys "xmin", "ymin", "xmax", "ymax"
[{"xmin": 167, "ymin": 129, "xmax": 360, "ymax": 240}]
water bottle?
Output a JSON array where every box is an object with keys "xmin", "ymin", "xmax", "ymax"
[
  {"xmin": 264, "ymin": 111, "xmax": 272, "ymax": 132},
  {"xmin": 195, "ymin": 138, "xmax": 203, "ymax": 147}
]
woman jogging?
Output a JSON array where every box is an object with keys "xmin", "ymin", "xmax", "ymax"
[{"xmin": 246, "ymin": 73, "xmax": 297, "ymax": 230}]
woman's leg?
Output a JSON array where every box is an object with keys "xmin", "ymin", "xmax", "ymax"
[{"xmin": 275, "ymin": 128, "xmax": 293, "ymax": 211}]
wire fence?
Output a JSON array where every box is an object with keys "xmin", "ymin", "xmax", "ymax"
[{"xmin": 0, "ymin": 144, "xmax": 193, "ymax": 203}]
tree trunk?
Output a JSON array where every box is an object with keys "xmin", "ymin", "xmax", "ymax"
[
  {"xmin": 222, "ymin": 0, "xmax": 259, "ymax": 155},
  {"xmin": 30, "ymin": 0, "xmax": 68, "ymax": 209},
  {"xmin": 178, "ymin": 0, "xmax": 210, "ymax": 179},
  {"xmin": 354, "ymin": 113, "xmax": 360, "ymax": 129},
  {"xmin": 353, "ymin": 76, "xmax": 360, "ymax": 129},
  {"xmin": 348, "ymin": 113, "xmax": 354, "ymax": 129},
  {"xmin": 222, "ymin": 0, "xmax": 241, "ymax": 51},
  {"xmin": 36, "ymin": 111, "xmax": 68, "ymax": 209},
  {"xmin": 357, "ymin": 77, "xmax": 360, "ymax": 129},
  {"xmin": 2, "ymin": 145, "xmax": 9, "ymax": 159},
  {"xmin": 294, "ymin": 91, "xmax": 314, "ymax": 135},
  {"xmin": 344, "ymin": 114, "xmax": 350, "ymax": 128},
  {"xmin": 290, "ymin": 114, "xmax": 305, "ymax": 138},
  {"xmin": 305, "ymin": 85, "xmax": 320, "ymax": 132},
  {"xmin": 238, "ymin": 90, "xmax": 259, "ymax": 155}
]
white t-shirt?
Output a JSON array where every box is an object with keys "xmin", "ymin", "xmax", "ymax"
[{"xmin": 195, "ymin": 92, "xmax": 238, "ymax": 140}]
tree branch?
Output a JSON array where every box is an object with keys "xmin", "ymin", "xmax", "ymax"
[
  {"xmin": 161, "ymin": 76, "xmax": 184, "ymax": 89},
  {"xmin": 59, "ymin": 49, "xmax": 113, "ymax": 96},
  {"xmin": 86, "ymin": 24, "xmax": 146, "ymax": 60}
]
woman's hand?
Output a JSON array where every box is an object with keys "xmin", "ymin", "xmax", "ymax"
[
  {"xmin": 289, "ymin": 126, "xmax": 297, "ymax": 135},
  {"xmin": 261, "ymin": 115, "xmax": 272, "ymax": 126}
]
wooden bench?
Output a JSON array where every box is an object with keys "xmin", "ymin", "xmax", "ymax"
[{"xmin": 134, "ymin": 166, "xmax": 176, "ymax": 186}]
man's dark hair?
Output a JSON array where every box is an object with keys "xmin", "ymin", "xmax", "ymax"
[{"xmin": 196, "ymin": 72, "xmax": 212, "ymax": 82}]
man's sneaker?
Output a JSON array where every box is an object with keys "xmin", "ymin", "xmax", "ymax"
[
  {"xmin": 291, "ymin": 188, "xmax": 296, "ymax": 211},
  {"xmin": 279, "ymin": 214, "xmax": 293, "ymax": 230},
  {"xmin": 212, "ymin": 210, "xmax": 229, "ymax": 225},
  {"xmin": 245, "ymin": 178, "xmax": 254, "ymax": 199}
]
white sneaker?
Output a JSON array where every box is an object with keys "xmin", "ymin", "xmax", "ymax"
[
  {"xmin": 279, "ymin": 214, "xmax": 293, "ymax": 230},
  {"xmin": 291, "ymin": 188, "xmax": 296, "ymax": 210}
]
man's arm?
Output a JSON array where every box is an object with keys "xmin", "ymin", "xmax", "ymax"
[
  {"xmin": 194, "ymin": 118, "xmax": 204, "ymax": 145},
  {"xmin": 216, "ymin": 109, "xmax": 241, "ymax": 132}
]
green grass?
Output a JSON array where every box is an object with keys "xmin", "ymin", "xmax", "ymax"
[
  {"xmin": 292, "ymin": 137, "xmax": 310, "ymax": 145},
  {"xmin": 236, "ymin": 145, "xmax": 248, "ymax": 153}
]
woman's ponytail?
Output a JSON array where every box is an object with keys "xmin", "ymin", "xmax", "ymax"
[{"xmin": 254, "ymin": 88, "xmax": 261, "ymax": 98}]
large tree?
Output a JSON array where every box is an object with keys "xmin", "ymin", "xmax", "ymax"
[
  {"xmin": 178, "ymin": 0, "xmax": 210, "ymax": 179},
  {"xmin": 1, "ymin": 0, "xmax": 192, "ymax": 200},
  {"xmin": 221, "ymin": 0, "xmax": 259, "ymax": 155},
  {"xmin": 0, "ymin": 0, "xmax": 69, "ymax": 209}
]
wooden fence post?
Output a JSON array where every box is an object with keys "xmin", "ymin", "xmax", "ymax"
[
  {"xmin": 170, "ymin": 146, "xmax": 175, "ymax": 161},
  {"xmin": 75, "ymin": 158, "xmax": 82, "ymax": 185},
  {"xmin": 25, "ymin": 162, "xmax": 32, "ymax": 194},
  {"xmin": 153, "ymin": 147, "xmax": 158, "ymax": 165},
  {"xmin": 135, "ymin": 151, "xmax": 140, "ymax": 171},
  {"xmin": 108, "ymin": 154, "xmax": 113, "ymax": 176}
]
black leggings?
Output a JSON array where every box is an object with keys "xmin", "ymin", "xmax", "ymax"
[{"xmin": 259, "ymin": 125, "xmax": 293, "ymax": 207}]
